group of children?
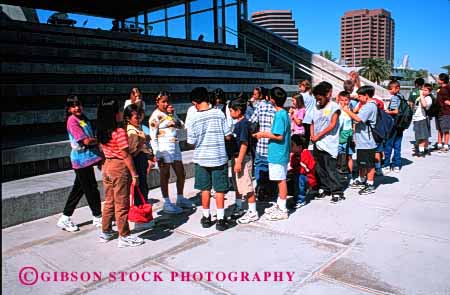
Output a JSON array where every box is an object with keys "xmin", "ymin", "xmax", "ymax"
[{"xmin": 57, "ymin": 72, "xmax": 450, "ymax": 244}]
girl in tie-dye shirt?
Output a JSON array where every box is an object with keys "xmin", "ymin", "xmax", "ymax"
[{"xmin": 56, "ymin": 96, "xmax": 103, "ymax": 233}]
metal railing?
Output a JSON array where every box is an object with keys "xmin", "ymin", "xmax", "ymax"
[
  {"xmin": 225, "ymin": 24, "xmax": 391, "ymax": 98},
  {"xmin": 224, "ymin": 26, "xmax": 345, "ymax": 91}
]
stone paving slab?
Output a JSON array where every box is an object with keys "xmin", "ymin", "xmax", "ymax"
[
  {"xmin": 254, "ymin": 196, "xmax": 390, "ymax": 246},
  {"xmin": 321, "ymin": 227, "xmax": 450, "ymax": 295},
  {"xmin": 159, "ymin": 225, "xmax": 342, "ymax": 295},
  {"xmin": 84, "ymin": 264, "xmax": 221, "ymax": 295},
  {"xmin": 293, "ymin": 278, "xmax": 372, "ymax": 295}
]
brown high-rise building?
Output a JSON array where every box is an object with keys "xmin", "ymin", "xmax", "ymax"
[
  {"xmin": 340, "ymin": 9, "xmax": 394, "ymax": 67},
  {"xmin": 251, "ymin": 10, "xmax": 299, "ymax": 43}
]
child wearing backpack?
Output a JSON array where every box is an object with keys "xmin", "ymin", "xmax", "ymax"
[
  {"xmin": 412, "ymin": 84, "xmax": 433, "ymax": 157},
  {"xmin": 383, "ymin": 80, "xmax": 411, "ymax": 173},
  {"xmin": 343, "ymin": 86, "xmax": 378, "ymax": 195}
]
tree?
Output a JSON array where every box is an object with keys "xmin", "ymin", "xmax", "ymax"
[
  {"xmin": 319, "ymin": 50, "xmax": 336, "ymax": 62},
  {"xmin": 359, "ymin": 58, "xmax": 391, "ymax": 84}
]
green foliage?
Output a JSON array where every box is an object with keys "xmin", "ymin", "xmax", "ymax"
[
  {"xmin": 359, "ymin": 58, "xmax": 392, "ymax": 84},
  {"xmin": 319, "ymin": 50, "xmax": 336, "ymax": 62}
]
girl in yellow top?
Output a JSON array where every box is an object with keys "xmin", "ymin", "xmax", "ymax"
[{"xmin": 124, "ymin": 104, "xmax": 154, "ymax": 205}]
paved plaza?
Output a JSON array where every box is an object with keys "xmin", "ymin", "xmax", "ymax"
[{"xmin": 2, "ymin": 127, "xmax": 450, "ymax": 295}]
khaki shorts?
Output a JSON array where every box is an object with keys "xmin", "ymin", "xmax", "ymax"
[{"xmin": 231, "ymin": 156, "xmax": 254, "ymax": 197}]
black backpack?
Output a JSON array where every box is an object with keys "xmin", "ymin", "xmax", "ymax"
[
  {"xmin": 426, "ymin": 94, "xmax": 441, "ymax": 118},
  {"xmin": 392, "ymin": 94, "xmax": 413, "ymax": 130},
  {"xmin": 367, "ymin": 104, "xmax": 395, "ymax": 144}
]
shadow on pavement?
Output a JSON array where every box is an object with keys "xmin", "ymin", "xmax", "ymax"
[{"xmin": 375, "ymin": 175, "xmax": 399, "ymax": 188}]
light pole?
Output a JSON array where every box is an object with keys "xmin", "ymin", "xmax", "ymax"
[{"xmin": 353, "ymin": 47, "xmax": 358, "ymax": 68}]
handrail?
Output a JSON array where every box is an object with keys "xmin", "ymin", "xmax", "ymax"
[
  {"xmin": 224, "ymin": 26, "xmax": 345, "ymax": 91},
  {"xmin": 226, "ymin": 25, "xmax": 346, "ymax": 84},
  {"xmin": 227, "ymin": 22, "xmax": 391, "ymax": 98}
]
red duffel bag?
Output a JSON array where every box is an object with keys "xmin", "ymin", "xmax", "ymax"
[{"xmin": 128, "ymin": 185, "xmax": 153, "ymax": 223}]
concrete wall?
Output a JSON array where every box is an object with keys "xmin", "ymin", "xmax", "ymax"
[{"xmin": 1, "ymin": 157, "xmax": 195, "ymax": 228}]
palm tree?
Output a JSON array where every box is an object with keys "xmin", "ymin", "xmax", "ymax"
[
  {"xmin": 359, "ymin": 58, "xmax": 391, "ymax": 84},
  {"xmin": 319, "ymin": 50, "xmax": 336, "ymax": 62}
]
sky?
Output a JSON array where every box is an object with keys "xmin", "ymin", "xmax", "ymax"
[{"xmin": 36, "ymin": 0, "xmax": 450, "ymax": 74}]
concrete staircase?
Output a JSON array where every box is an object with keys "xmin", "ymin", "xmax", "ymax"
[{"xmin": 1, "ymin": 18, "xmax": 298, "ymax": 180}]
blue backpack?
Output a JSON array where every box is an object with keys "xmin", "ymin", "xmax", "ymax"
[{"xmin": 367, "ymin": 103, "xmax": 395, "ymax": 144}]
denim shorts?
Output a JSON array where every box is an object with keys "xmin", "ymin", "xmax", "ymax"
[{"xmin": 338, "ymin": 142, "xmax": 354, "ymax": 155}]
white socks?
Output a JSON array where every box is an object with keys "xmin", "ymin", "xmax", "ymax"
[
  {"xmin": 202, "ymin": 208, "xmax": 210, "ymax": 218},
  {"xmin": 248, "ymin": 202, "xmax": 257, "ymax": 213},
  {"xmin": 217, "ymin": 208, "xmax": 225, "ymax": 220},
  {"xmin": 419, "ymin": 146, "xmax": 425, "ymax": 152},
  {"xmin": 367, "ymin": 180, "xmax": 374, "ymax": 186},
  {"xmin": 277, "ymin": 198, "xmax": 287, "ymax": 211}
]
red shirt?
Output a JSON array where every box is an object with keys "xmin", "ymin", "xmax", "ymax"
[
  {"xmin": 290, "ymin": 149, "xmax": 317, "ymax": 188},
  {"xmin": 101, "ymin": 128, "xmax": 129, "ymax": 159},
  {"xmin": 371, "ymin": 97, "xmax": 385, "ymax": 110}
]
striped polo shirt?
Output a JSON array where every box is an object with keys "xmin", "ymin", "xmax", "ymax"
[{"xmin": 187, "ymin": 108, "xmax": 231, "ymax": 167}]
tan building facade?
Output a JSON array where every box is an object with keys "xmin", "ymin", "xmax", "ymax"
[
  {"xmin": 251, "ymin": 10, "xmax": 299, "ymax": 43},
  {"xmin": 340, "ymin": 9, "xmax": 394, "ymax": 67}
]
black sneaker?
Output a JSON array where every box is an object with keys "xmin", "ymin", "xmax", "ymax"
[
  {"xmin": 200, "ymin": 216, "xmax": 213, "ymax": 228},
  {"xmin": 418, "ymin": 152, "xmax": 426, "ymax": 158},
  {"xmin": 359, "ymin": 184, "xmax": 375, "ymax": 195},
  {"xmin": 216, "ymin": 219, "xmax": 234, "ymax": 231},
  {"xmin": 330, "ymin": 194, "xmax": 345, "ymax": 204},
  {"xmin": 350, "ymin": 179, "xmax": 366, "ymax": 189},
  {"xmin": 315, "ymin": 189, "xmax": 330, "ymax": 199}
]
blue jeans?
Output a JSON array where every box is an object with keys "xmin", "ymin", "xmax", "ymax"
[
  {"xmin": 297, "ymin": 174, "xmax": 308, "ymax": 203},
  {"xmin": 254, "ymin": 153, "xmax": 268, "ymax": 182},
  {"xmin": 384, "ymin": 129, "xmax": 403, "ymax": 168},
  {"xmin": 133, "ymin": 152, "xmax": 149, "ymax": 205}
]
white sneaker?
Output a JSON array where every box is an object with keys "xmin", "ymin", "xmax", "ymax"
[
  {"xmin": 118, "ymin": 235, "xmax": 145, "ymax": 248},
  {"xmin": 176, "ymin": 196, "xmax": 195, "ymax": 209},
  {"xmin": 92, "ymin": 216, "xmax": 102, "ymax": 228},
  {"xmin": 237, "ymin": 211, "xmax": 259, "ymax": 224},
  {"xmin": 264, "ymin": 202, "xmax": 278, "ymax": 214},
  {"xmin": 393, "ymin": 167, "xmax": 401, "ymax": 173},
  {"xmin": 265, "ymin": 206, "xmax": 288, "ymax": 221},
  {"xmin": 98, "ymin": 230, "xmax": 117, "ymax": 243},
  {"xmin": 163, "ymin": 202, "xmax": 183, "ymax": 214},
  {"xmin": 382, "ymin": 167, "xmax": 391, "ymax": 175},
  {"xmin": 57, "ymin": 215, "xmax": 79, "ymax": 232}
]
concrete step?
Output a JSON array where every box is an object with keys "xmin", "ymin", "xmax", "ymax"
[
  {"xmin": 1, "ymin": 83, "xmax": 298, "ymax": 99},
  {"xmin": 0, "ymin": 62, "xmax": 290, "ymax": 83},
  {"xmin": 1, "ymin": 150, "xmax": 195, "ymax": 228},
  {"xmin": 1, "ymin": 44, "xmax": 267, "ymax": 71}
]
